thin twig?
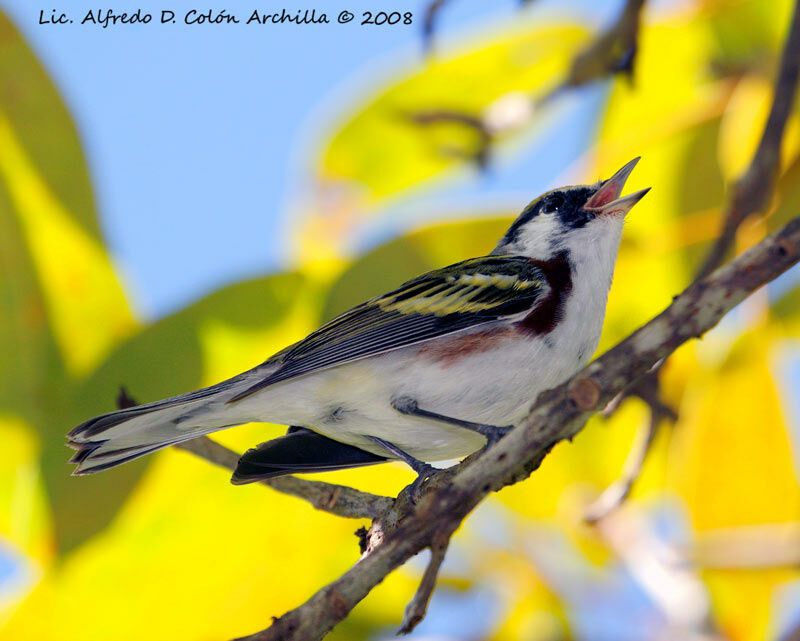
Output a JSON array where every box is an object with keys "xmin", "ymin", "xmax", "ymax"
[
  {"xmin": 538, "ymin": 0, "xmax": 645, "ymax": 106},
  {"xmin": 689, "ymin": 522, "xmax": 800, "ymax": 569},
  {"xmin": 236, "ymin": 214, "xmax": 800, "ymax": 641},
  {"xmin": 584, "ymin": 411, "xmax": 661, "ymax": 523},
  {"xmin": 411, "ymin": 0, "xmax": 646, "ymax": 169},
  {"xmin": 421, "ymin": 0, "xmax": 450, "ymax": 53},
  {"xmin": 405, "ymin": 109, "xmax": 492, "ymax": 169},
  {"xmin": 398, "ymin": 530, "xmax": 451, "ymax": 635},
  {"xmin": 593, "ymin": 508, "xmax": 718, "ymax": 639},
  {"xmin": 585, "ymin": 365, "xmax": 675, "ymax": 521}
]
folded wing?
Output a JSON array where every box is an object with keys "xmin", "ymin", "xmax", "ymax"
[{"xmin": 229, "ymin": 255, "xmax": 547, "ymax": 401}]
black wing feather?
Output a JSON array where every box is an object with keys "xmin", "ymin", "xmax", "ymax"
[{"xmin": 231, "ymin": 428, "xmax": 387, "ymax": 484}]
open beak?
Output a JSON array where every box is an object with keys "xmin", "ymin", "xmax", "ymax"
[{"xmin": 584, "ymin": 157, "xmax": 650, "ymax": 217}]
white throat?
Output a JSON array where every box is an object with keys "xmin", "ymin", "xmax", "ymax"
[
  {"xmin": 563, "ymin": 215, "xmax": 625, "ymax": 295},
  {"xmin": 554, "ymin": 216, "xmax": 624, "ymax": 367},
  {"xmin": 495, "ymin": 213, "xmax": 625, "ymax": 365}
]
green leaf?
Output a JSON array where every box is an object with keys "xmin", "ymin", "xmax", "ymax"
[
  {"xmin": 771, "ymin": 153, "xmax": 800, "ymax": 233},
  {"xmin": 0, "ymin": 12, "xmax": 74, "ymax": 423},
  {"xmin": 0, "ymin": 152, "xmax": 63, "ymax": 422},
  {"xmin": 53, "ymin": 272, "xmax": 306, "ymax": 553},
  {"xmin": 0, "ymin": 12, "xmax": 144, "ymax": 553},
  {"xmin": 0, "ymin": 13, "xmax": 102, "ymax": 238},
  {"xmin": 771, "ymin": 281, "xmax": 800, "ymax": 322},
  {"xmin": 707, "ymin": 0, "xmax": 793, "ymax": 72}
]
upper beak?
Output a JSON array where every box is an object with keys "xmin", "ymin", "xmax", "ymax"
[{"xmin": 583, "ymin": 157, "xmax": 650, "ymax": 216}]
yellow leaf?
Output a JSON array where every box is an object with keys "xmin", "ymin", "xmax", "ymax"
[
  {"xmin": 0, "ymin": 415, "xmax": 52, "ymax": 565},
  {"xmin": 0, "ymin": 415, "xmax": 52, "ymax": 627},
  {"xmin": 3, "ymin": 451, "xmax": 379, "ymax": 641},
  {"xmin": 718, "ymin": 75, "xmax": 773, "ymax": 181},
  {"xmin": 0, "ymin": 113, "xmax": 136, "ymax": 377},
  {"xmin": 704, "ymin": 568, "xmax": 799, "ymax": 641},
  {"xmin": 599, "ymin": 7, "xmax": 723, "ymax": 159},
  {"xmin": 301, "ymin": 23, "xmax": 589, "ymax": 257},
  {"xmin": 320, "ymin": 23, "xmax": 588, "ymax": 201},
  {"xmin": 668, "ymin": 334, "xmax": 800, "ymax": 530}
]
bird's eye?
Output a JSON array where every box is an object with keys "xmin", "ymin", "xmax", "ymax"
[{"xmin": 545, "ymin": 193, "xmax": 565, "ymax": 213}]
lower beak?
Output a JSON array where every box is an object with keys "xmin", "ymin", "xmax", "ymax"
[
  {"xmin": 595, "ymin": 187, "xmax": 651, "ymax": 216},
  {"xmin": 584, "ymin": 157, "xmax": 650, "ymax": 216}
]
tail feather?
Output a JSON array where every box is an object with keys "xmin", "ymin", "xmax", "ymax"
[
  {"xmin": 70, "ymin": 443, "xmax": 169, "ymax": 475},
  {"xmin": 68, "ymin": 377, "xmax": 251, "ymax": 475},
  {"xmin": 69, "ymin": 440, "xmax": 104, "ymax": 465}
]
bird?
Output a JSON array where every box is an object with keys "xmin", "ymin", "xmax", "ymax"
[{"xmin": 68, "ymin": 158, "xmax": 649, "ymax": 485}]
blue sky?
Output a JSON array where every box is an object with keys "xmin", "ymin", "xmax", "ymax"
[{"xmin": 2, "ymin": 0, "xmax": 616, "ymax": 318}]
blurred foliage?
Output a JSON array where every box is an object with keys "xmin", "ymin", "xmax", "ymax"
[
  {"xmin": 320, "ymin": 23, "xmax": 588, "ymax": 201},
  {"xmin": 2, "ymin": 1, "xmax": 800, "ymax": 640}
]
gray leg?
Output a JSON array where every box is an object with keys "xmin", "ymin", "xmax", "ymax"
[
  {"xmin": 367, "ymin": 435, "xmax": 437, "ymax": 480},
  {"xmin": 392, "ymin": 396, "xmax": 513, "ymax": 447},
  {"xmin": 367, "ymin": 435, "xmax": 438, "ymax": 501}
]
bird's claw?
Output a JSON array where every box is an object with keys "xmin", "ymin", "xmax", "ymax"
[
  {"xmin": 406, "ymin": 464, "xmax": 437, "ymax": 503},
  {"xmin": 479, "ymin": 424, "xmax": 514, "ymax": 449}
]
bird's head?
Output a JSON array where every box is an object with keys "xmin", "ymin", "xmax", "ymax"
[{"xmin": 493, "ymin": 157, "xmax": 650, "ymax": 260}]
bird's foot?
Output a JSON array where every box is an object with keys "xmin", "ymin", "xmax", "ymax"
[
  {"xmin": 475, "ymin": 424, "xmax": 514, "ymax": 448},
  {"xmin": 366, "ymin": 435, "xmax": 437, "ymax": 503},
  {"xmin": 407, "ymin": 464, "xmax": 438, "ymax": 503}
]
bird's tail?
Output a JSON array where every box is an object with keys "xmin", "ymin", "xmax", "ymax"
[{"xmin": 67, "ymin": 377, "xmax": 253, "ymax": 475}]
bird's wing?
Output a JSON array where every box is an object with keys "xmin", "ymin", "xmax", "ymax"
[{"xmin": 228, "ymin": 255, "xmax": 547, "ymax": 401}]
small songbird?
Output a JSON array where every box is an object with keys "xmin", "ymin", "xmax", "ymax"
[{"xmin": 68, "ymin": 158, "xmax": 649, "ymax": 484}]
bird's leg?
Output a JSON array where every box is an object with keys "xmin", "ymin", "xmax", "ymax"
[
  {"xmin": 392, "ymin": 396, "xmax": 513, "ymax": 447},
  {"xmin": 367, "ymin": 435, "xmax": 437, "ymax": 499},
  {"xmin": 367, "ymin": 435, "xmax": 437, "ymax": 478}
]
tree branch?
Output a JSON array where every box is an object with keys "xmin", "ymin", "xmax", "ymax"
[
  {"xmin": 235, "ymin": 213, "xmax": 800, "ymax": 641},
  {"xmin": 175, "ymin": 437, "xmax": 394, "ymax": 520},
  {"xmin": 591, "ymin": 0, "xmax": 800, "ymax": 519},
  {"xmin": 696, "ymin": 0, "xmax": 800, "ymax": 279}
]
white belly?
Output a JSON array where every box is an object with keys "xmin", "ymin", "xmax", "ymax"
[{"xmin": 236, "ymin": 321, "xmax": 600, "ymax": 462}]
